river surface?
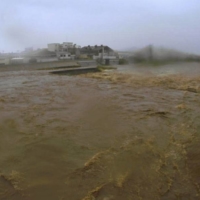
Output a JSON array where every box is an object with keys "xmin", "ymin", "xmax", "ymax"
[{"xmin": 0, "ymin": 62, "xmax": 200, "ymax": 200}]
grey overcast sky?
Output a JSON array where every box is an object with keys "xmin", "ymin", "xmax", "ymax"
[{"xmin": 0, "ymin": 0, "xmax": 200, "ymax": 53}]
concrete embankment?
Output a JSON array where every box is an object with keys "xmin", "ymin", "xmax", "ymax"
[
  {"xmin": 0, "ymin": 60, "xmax": 98, "ymax": 72},
  {"xmin": 50, "ymin": 66, "xmax": 99, "ymax": 75},
  {"xmin": 0, "ymin": 60, "xmax": 80, "ymax": 72},
  {"xmin": 77, "ymin": 60, "xmax": 97, "ymax": 67},
  {"xmin": 49, "ymin": 60, "xmax": 98, "ymax": 75}
]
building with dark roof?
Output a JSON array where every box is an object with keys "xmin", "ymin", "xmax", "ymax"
[{"xmin": 80, "ymin": 45, "xmax": 119, "ymax": 64}]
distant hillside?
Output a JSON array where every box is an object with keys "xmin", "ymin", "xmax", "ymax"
[{"xmin": 128, "ymin": 45, "xmax": 200, "ymax": 62}]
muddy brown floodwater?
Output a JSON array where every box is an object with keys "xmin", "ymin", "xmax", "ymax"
[{"xmin": 0, "ymin": 62, "xmax": 200, "ymax": 200}]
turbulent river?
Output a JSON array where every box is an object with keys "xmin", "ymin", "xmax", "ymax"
[{"xmin": 0, "ymin": 62, "xmax": 200, "ymax": 200}]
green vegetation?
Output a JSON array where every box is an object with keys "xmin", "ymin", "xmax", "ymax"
[
  {"xmin": 135, "ymin": 60, "xmax": 177, "ymax": 67},
  {"xmin": 119, "ymin": 58, "xmax": 128, "ymax": 65},
  {"xmin": 129, "ymin": 45, "xmax": 200, "ymax": 66},
  {"xmin": 134, "ymin": 59, "xmax": 200, "ymax": 67}
]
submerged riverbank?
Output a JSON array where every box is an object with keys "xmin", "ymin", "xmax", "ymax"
[{"xmin": 0, "ymin": 62, "xmax": 200, "ymax": 199}]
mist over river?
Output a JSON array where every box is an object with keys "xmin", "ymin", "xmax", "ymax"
[{"xmin": 0, "ymin": 62, "xmax": 200, "ymax": 200}]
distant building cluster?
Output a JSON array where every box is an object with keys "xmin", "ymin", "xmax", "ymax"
[{"xmin": 0, "ymin": 42, "xmax": 119, "ymax": 66}]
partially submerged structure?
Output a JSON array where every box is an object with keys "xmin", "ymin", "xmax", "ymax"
[
  {"xmin": 80, "ymin": 45, "xmax": 119, "ymax": 64},
  {"xmin": 0, "ymin": 42, "xmax": 119, "ymax": 66}
]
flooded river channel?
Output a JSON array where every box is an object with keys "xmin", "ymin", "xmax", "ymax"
[{"xmin": 0, "ymin": 62, "xmax": 200, "ymax": 199}]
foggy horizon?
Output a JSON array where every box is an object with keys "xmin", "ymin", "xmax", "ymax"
[{"xmin": 1, "ymin": 0, "xmax": 200, "ymax": 54}]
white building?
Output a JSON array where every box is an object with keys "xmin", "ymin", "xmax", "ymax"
[
  {"xmin": 0, "ymin": 58, "xmax": 10, "ymax": 65},
  {"xmin": 48, "ymin": 43, "xmax": 61, "ymax": 52},
  {"xmin": 48, "ymin": 42, "xmax": 81, "ymax": 52},
  {"xmin": 57, "ymin": 52, "xmax": 74, "ymax": 60},
  {"xmin": 10, "ymin": 58, "xmax": 24, "ymax": 64},
  {"xmin": 62, "ymin": 42, "xmax": 74, "ymax": 49}
]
